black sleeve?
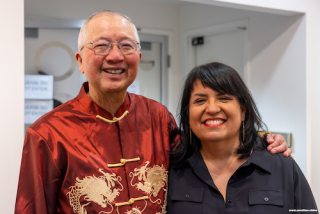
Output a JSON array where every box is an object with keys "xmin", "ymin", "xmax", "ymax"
[{"xmin": 293, "ymin": 161, "xmax": 318, "ymax": 213}]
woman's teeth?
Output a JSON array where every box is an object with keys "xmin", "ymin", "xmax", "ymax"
[{"xmin": 205, "ymin": 120, "xmax": 224, "ymax": 125}]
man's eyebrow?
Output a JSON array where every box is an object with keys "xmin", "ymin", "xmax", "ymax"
[{"xmin": 94, "ymin": 36, "xmax": 133, "ymax": 40}]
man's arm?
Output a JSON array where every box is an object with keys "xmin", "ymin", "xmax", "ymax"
[
  {"xmin": 15, "ymin": 128, "xmax": 62, "ymax": 214},
  {"xmin": 264, "ymin": 133, "xmax": 292, "ymax": 157}
]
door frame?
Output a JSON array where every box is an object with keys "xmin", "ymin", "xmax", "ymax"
[
  {"xmin": 139, "ymin": 28, "xmax": 172, "ymax": 107},
  {"xmin": 138, "ymin": 31, "xmax": 170, "ymax": 106}
]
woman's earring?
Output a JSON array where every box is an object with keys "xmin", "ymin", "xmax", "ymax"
[
  {"xmin": 190, "ymin": 127, "xmax": 192, "ymax": 145},
  {"xmin": 242, "ymin": 121, "xmax": 245, "ymax": 142}
]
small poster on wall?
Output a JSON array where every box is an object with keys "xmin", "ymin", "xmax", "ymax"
[
  {"xmin": 25, "ymin": 75, "xmax": 53, "ymax": 100},
  {"xmin": 24, "ymin": 100, "xmax": 53, "ymax": 124}
]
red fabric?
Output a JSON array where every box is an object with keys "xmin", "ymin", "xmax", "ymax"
[{"xmin": 15, "ymin": 82, "xmax": 179, "ymax": 214}]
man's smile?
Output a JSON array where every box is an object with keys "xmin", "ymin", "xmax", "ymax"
[{"xmin": 103, "ymin": 69, "xmax": 125, "ymax": 74}]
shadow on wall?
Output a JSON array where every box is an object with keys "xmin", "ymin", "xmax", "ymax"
[{"xmin": 249, "ymin": 14, "xmax": 305, "ymax": 92}]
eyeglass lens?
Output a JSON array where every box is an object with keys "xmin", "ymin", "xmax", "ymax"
[{"xmin": 92, "ymin": 39, "xmax": 138, "ymax": 54}]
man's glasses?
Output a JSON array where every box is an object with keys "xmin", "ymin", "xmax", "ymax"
[{"xmin": 80, "ymin": 39, "xmax": 140, "ymax": 55}]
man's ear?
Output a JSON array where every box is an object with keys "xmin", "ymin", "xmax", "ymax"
[{"xmin": 75, "ymin": 52, "xmax": 84, "ymax": 74}]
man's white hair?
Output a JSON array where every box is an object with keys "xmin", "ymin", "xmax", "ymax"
[{"xmin": 78, "ymin": 10, "xmax": 140, "ymax": 51}]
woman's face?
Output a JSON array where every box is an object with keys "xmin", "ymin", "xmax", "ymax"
[{"xmin": 189, "ymin": 79, "xmax": 245, "ymax": 144}]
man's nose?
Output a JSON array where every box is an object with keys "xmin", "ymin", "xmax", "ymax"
[
  {"xmin": 205, "ymin": 99, "xmax": 221, "ymax": 115},
  {"xmin": 105, "ymin": 44, "xmax": 124, "ymax": 62}
]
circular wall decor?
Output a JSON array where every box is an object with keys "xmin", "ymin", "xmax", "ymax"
[{"xmin": 34, "ymin": 42, "xmax": 76, "ymax": 81}]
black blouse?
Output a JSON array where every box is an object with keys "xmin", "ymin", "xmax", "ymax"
[{"xmin": 167, "ymin": 144, "xmax": 318, "ymax": 214}]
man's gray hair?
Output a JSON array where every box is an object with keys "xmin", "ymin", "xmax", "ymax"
[{"xmin": 78, "ymin": 10, "xmax": 140, "ymax": 51}]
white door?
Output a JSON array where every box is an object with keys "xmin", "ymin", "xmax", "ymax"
[
  {"xmin": 194, "ymin": 29, "xmax": 247, "ymax": 78},
  {"xmin": 136, "ymin": 42, "xmax": 161, "ymax": 102},
  {"xmin": 186, "ymin": 20, "xmax": 248, "ymax": 81}
]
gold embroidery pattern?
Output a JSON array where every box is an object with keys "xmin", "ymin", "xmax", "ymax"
[
  {"xmin": 67, "ymin": 169, "xmax": 123, "ymax": 214},
  {"xmin": 125, "ymin": 207, "xmax": 143, "ymax": 214},
  {"xmin": 117, "ymin": 201, "xmax": 148, "ymax": 214},
  {"xmin": 157, "ymin": 183, "xmax": 168, "ymax": 214},
  {"xmin": 129, "ymin": 161, "xmax": 168, "ymax": 210}
]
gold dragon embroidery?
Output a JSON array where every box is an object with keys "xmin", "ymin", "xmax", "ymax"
[
  {"xmin": 124, "ymin": 207, "xmax": 145, "ymax": 214},
  {"xmin": 117, "ymin": 203, "xmax": 148, "ymax": 214},
  {"xmin": 67, "ymin": 169, "xmax": 123, "ymax": 214},
  {"xmin": 157, "ymin": 183, "xmax": 168, "ymax": 214},
  {"xmin": 129, "ymin": 161, "xmax": 168, "ymax": 209}
]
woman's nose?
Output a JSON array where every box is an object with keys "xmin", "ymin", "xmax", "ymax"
[{"xmin": 205, "ymin": 100, "xmax": 221, "ymax": 115}]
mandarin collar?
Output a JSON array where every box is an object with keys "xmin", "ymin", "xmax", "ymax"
[{"xmin": 76, "ymin": 82, "xmax": 131, "ymax": 120}]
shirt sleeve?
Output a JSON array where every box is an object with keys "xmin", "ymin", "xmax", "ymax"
[
  {"xmin": 15, "ymin": 128, "xmax": 62, "ymax": 214},
  {"xmin": 293, "ymin": 161, "xmax": 318, "ymax": 212}
]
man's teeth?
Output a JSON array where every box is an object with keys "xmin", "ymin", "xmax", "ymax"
[
  {"xmin": 205, "ymin": 120, "xmax": 224, "ymax": 125},
  {"xmin": 105, "ymin": 69, "xmax": 123, "ymax": 74}
]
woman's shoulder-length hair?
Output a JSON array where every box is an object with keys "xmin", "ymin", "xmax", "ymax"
[{"xmin": 170, "ymin": 62, "xmax": 267, "ymax": 167}]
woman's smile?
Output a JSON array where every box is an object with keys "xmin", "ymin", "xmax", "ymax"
[{"xmin": 203, "ymin": 118, "xmax": 225, "ymax": 127}]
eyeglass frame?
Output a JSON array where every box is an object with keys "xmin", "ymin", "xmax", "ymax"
[{"xmin": 79, "ymin": 38, "xmax": 141, "ymax": 55}]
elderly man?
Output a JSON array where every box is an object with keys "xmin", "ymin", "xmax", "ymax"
[{"xmin": 15, "ymin": 11, "xmax": 290, "ymax": 214}]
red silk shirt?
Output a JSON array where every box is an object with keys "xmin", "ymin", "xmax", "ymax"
[{"xmin": 15, "ymin": 82, "xmax": 179, "ymax": 214}]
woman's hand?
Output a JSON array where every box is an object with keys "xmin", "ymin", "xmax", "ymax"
[{"xmin": 266, "ymin": 133, "xmax": 292, "ymax": 157}]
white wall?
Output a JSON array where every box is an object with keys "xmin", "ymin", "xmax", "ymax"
[
  {"xmin": 250, "ymin": 15, "xmax": 306, "ymax": 172},
  {"xmin": 182, "ymin": 0, "xmax": 320, "ymax": 206},
  {"xmin": 0, "ymin": 0, "xmax": 24, "ymax": 212}
]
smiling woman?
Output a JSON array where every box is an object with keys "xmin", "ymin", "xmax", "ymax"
[
  {"xmin": 171, "ymin": 62, "xmax": 263, "ymax": 165},
  {"xmin": 189, "ymin": 79, "xmax": 246, "ymax": 146},
  {"xmin": 167, "ymin": 62, "xmax": 317, "ymax": 214}
]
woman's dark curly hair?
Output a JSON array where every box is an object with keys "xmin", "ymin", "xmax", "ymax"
[{"xmin": 170, "ymin": 62, "xmax": 267, "ymax": 166}]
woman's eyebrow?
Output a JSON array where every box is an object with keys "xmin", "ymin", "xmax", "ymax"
[
  {"xmin": 192, "ymin": 93, "xmax": 207, "ymax": 97},
  {"xmin": 217, "ymin": 92, "xmax": 228, "ymax": 96}
]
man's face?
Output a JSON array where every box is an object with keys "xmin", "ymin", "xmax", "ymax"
[{"xmin": 76, "ymin": 15, "xmax": 141, "ymax": 95}]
